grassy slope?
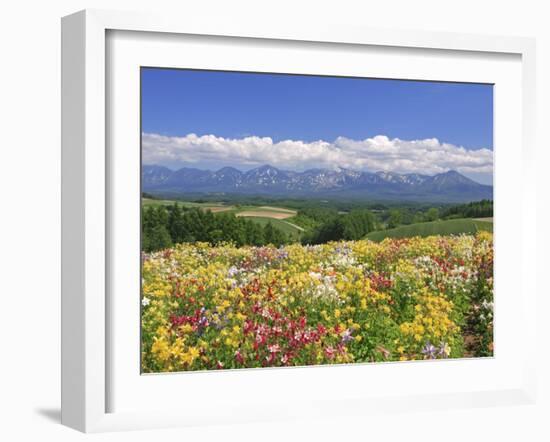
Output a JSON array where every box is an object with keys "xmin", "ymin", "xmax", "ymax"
[{"xmin": 365, "ymin": 218, "xmax": 493, "ymax": 242}]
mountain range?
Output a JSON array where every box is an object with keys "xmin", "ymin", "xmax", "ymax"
[{"xmin": 142, "ymin": 164, "xmax": 493, "ymax": 202}]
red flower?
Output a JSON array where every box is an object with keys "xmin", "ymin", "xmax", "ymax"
[
  {"xmin": 324, "ymin": 346, "xmax": 336, "ymax": 359},
  {"xmin": 234, "ymin": 350, "xmax": 244, "ymax": 364}
]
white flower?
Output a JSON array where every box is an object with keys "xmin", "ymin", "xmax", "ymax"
[
  {"xmin": 309, "ymin": 271, "xmax": 322, "ymax": 280},
  {"xmin": 141, "ymin": 297, "xmax": 151, "ymax": 307}
]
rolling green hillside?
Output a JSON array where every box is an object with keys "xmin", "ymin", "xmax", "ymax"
[{"xmin": 365, "ymin": 218, "xmax": 493, "ymax": 242}]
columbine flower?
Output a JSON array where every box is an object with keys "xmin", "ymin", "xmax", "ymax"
[
  {"xmin": 422, "ymin": 342, "xmax": 437, "ymax": 359},
  {"xmin": 277, "ymin": 249, "xmax": 289, "ymax": 260},
  {"xmin": 234, "ymin": 350, "xmax": 244, "ymax": 364},
  {"xmin": 324, "ymin": 346, "xmax": 336, "ymax": 359},
  {"xmin": 198, "ymin": 315, "xmax": 209, "ymax": 328},
  {"xmin": 439, "ymin": 342, "xmax": 451, "ymax": 358},
  {"xmin": 227, "ymin": 266, "xmax": 239, "ymax": 278},
  {"xmin": 341, "ymin": 328, "xmax": 353, "ymax": 344},
  {"xmin": 141, "ymin": 297, "xmax": 150, "ymax": 307}
]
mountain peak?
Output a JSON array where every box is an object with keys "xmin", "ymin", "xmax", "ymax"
[
  {"xmin": 256, "ymin": 164, "xmax": 280, "ymax": 172},
  {"xmin": 434, "ymin": 169, "xmax": 476, "ymax": 182},
  {"xmin": 245, "ymin": 164, "xmax": 286, "ymax": 178},
  {"xmin": 441, "ymin": 170, "xmax": 461, "ymax": 176}
]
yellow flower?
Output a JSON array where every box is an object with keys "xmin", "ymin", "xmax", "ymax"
[
  {"xmin": 180, "ymin": 324, "xmax": 193, "ymax": 334},
  {"xmin": 235, "ymin": 312, "xmax": 246, "ymax": 322},
  {"xmin": 180, "ymin": 346, "xmax": 200, "ymax": 365},
  {"xmin": 151, "ymin": 336, "xmax": 171, "ymax": 362}
]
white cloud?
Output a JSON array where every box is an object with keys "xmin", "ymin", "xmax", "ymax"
[{"xmin": 142, "ymin": 132, "xmax": 493, "ymax": 179}]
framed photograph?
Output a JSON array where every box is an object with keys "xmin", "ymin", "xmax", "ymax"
[{"xmin": 61, "ymin": 9, "xmax": 538, "ymax": 432}]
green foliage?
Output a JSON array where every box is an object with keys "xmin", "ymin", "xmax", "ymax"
[
  {"xmin": 440, "ymin": 199, "xmax": 493, "ymax": 219},
  {"xmin": 412, "ymin": 212, "xmax": 425, "ymax": 223},
  {"xmin": 143, "ymin": 225, "xmax": 172, "ymax": 252},
  {"xmin": 303, "ymin": 209, "xmax": 375, "ymax": 244},
  {"xmin": 424, "ymin": 207, "xmax": 439, "ymax": 222},
  {"xmin": 387, "ymin": 209, "xmax": 403, "ymax": 229},
  {"xmin": 263, "ymin": 222, "xmax": 287, "ymax": 246}
]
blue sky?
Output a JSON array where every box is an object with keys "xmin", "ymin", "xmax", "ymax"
[{"xmin": 141, "ymin": 68, "xmax": 494, "ymax": 184}]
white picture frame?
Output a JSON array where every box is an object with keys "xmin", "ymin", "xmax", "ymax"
[{"xmin": 61, "ymin": 9, "xmax": 538, "ymax": 433}]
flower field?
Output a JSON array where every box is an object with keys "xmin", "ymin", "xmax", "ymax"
[{"xmin": 141, "ymin": 232, "xmax": 493, "ymax": 372}]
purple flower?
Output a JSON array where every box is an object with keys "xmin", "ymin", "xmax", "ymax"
[
  {"xmin": 277, "ymin": 249, "xmax": 289, "ymax": 260},
  {"xmin": 341, "ymin": 328, "xmax": 353, "ymax": 344},
  {"xmin": 227, "ymin": 266, "xmax": 239, "ymax": 278},
  {"xmin": 335, "ymin": 245, "xmax": 351, "ymax": 255},
  {"xmin": 422, "ymin": 342, "xmax": 437, "ymax": 359}
]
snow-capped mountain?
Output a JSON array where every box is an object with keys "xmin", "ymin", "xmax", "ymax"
[
  {"xmin": 142, "ymin": 164, "xmax": 492, "ymax": 202},
  {"xmin": 142, "ymin": 164, "xmax": 172, "ymax": 186}
]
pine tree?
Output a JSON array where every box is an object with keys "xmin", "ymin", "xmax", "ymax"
[{"xmin": 145, "ymin": 225, "xmax": 172, "ymax": 252}]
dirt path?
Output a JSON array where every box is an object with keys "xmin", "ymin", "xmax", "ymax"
[{"xmin": 282, "ymin": 220, "xmax": 305, "ymax": 232}]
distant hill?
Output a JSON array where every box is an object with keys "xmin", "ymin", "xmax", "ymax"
[
  {"xmin": 365, "ymin": 218, "xmax": 493, "ymax": 242},
  {"xmin": 142, "ymin": 164, "xmax": 493, "ymax": 203}
]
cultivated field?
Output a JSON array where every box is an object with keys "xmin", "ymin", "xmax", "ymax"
[{"xmin": 257, "ymin": 206, "xmax": 297, "ymax": 214}]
